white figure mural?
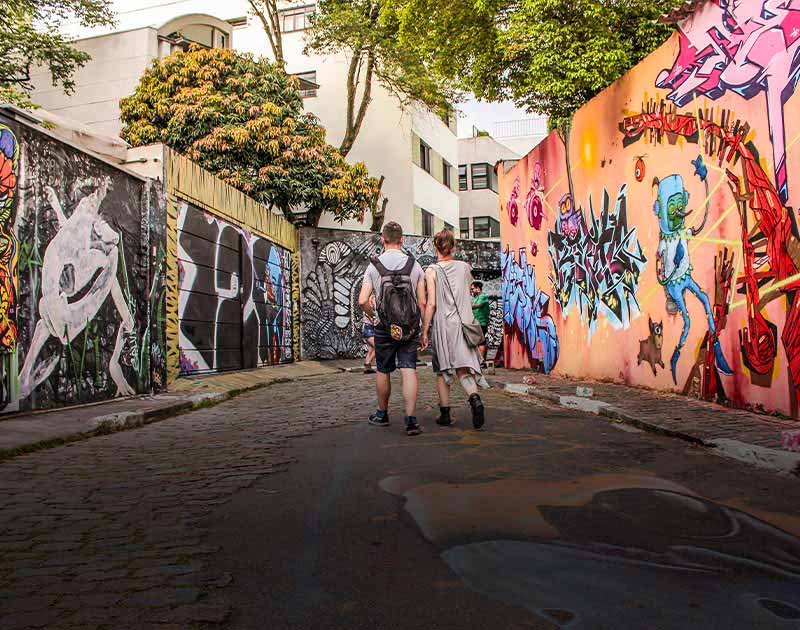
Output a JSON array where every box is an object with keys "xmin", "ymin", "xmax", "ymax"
[{"xmin": 18, "ymin": 177, "xmax": 135, "ymax": 399}]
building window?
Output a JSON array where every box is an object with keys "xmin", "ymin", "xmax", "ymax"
[
  {"xmin": 419, "ymin": 141, "xmax": 431, "ymax": 173},
  {"xmin": 459, "ymin": 217, "xmax": 470, "ymax": 238},
  {"xmin": 442, "ymin": 160, "xmax": 452, "ymax": 188},
  {"xmin": 445, "ymin": 222, "xmax": 454, "ymax": 233},
  {"xmin": 473, "ymin": 216, "xmax": 500, "ymax": 238},
  {"xmin": 471, "ymin": 163, "xmax": 493, "ymax": 190},
  {"xmin": 280, "ymin": 5, "xmax": 314, "ymax": 32},
  {"xmin": 294, "ymin": 71, "xmax": 317, "ymax": 98},
  {"xmin": 458, "ymin": 164, "xmax": 468, "ymax": 191},
  {"xmin": 421, "ymin": 209, "xmax": 434, "ymax": 236}
]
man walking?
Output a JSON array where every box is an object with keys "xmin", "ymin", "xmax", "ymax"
[
  {"xmin": 471, "ymin": 281, "xmax": 490, "ymax": 363},
  {"xmin": 359, "ymin": 222, "xmax": 427, "ymax": 436}
]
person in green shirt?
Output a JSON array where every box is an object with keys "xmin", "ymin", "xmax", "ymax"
[{"xmin": 471, "ymin": 281, "xmax": 491, "ymax": 363}]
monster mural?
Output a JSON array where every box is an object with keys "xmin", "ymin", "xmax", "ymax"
[
  {"xmin": 177, "ymin": 202, "xmax": 293, "ymax": 375},
  {"xmin": 300, "ymin": 228, "xmax": 503, "ymax": 360},
  {"xmin": 499, "ymin": 0, "xmax": 800, "ymax": 417}
]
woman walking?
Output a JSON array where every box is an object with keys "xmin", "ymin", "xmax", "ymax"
[
  {"xmin": 362, "ymin": 294, "xmax": 376, "ymax": 373},
  {"xmin": 421, "ymin": 229, "xmax": 489, "ymax": 429}
]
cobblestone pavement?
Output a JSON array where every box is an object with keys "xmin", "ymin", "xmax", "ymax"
[
  {"xmin": 0, "ymin": 374, "xmax": 363, "ymax": 630},
  {"xmin": 2, "ymin": 369, "xmax": 800, "ymax": 630}
]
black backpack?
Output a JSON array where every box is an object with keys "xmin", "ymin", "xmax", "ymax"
[{"xmin": 371, "ymin": 254, "xmax": 421, "ymax": 342}]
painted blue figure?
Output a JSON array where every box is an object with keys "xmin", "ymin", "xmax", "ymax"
[{"xmin": 653, "ymin": 156, "xmax": 733, "ymax": 383}]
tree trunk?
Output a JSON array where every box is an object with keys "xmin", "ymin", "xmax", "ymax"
[
  {"xmin": 369, "ymin": 175, "xmax": 387, "ymax": 232},
  {"xmin": 340, "ymin": 48, "xmax": 375, "ymax": 157},
  {"xmin": 249, "ymin": 0, "xmax": 285, "ymax": 67}
]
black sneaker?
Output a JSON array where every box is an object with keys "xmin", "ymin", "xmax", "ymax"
[
  {"xmin": 405, "ymin": 417, "xmax": 422, "ymax": 436},
  {"xmin": 436, "ymin": 406, "xmax": 452, "ymax": 426},
  {"xmin": 469, "ymin": 394, "xmax": 485, "ymax": 430},
  {"xmin": 369, "ymin": 412, "xmax": 389, "ymax": 427}
]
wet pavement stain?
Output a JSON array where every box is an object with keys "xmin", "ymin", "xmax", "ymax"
[{"xmin": 381, "ymin": 473, "xmax": 800, "ymax": 628}]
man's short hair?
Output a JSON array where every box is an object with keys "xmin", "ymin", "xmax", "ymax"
[
  {"xmin": 471, "ymin": 281, "xmax": 483, "ymax": 290},
  {"xmin": 382, "ymin": 221, "xmax": 403, "ymax": 245}
]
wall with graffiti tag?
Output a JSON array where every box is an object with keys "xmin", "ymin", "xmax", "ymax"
[
  {"xmin": 299, "ymin": 227, "xmax": 503, "ymax": 360},
  {"xmin": 0, "ymin": 112, "xmax": 167, "ymax": 413},
  {"xmin": 499, "ymin": 0, "xmax": 800, "ymax": 417}
]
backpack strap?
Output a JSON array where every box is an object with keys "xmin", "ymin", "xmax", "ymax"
[
  {"xmin": 400, "ymin": 255, "xmax": 416, "ymax": 276},
  {"xmin": 370, "ymin": 255, "xmax": 391, "ymax": 277}
]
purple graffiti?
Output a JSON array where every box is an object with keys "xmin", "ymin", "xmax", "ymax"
[
  {"xmin": 656, "ymin": 0, "xmax": 800, "ymax": 202},
  {"xmin": 502, "ymin": 246, "xmax": 559, "ymax": 373},
  {"xmin": 507, "ymin": 178, "xmax": 520, "ymax": 226},
  {"xmin": 524, "ymin": 162, "xmax": 545, "ymax": 229}
]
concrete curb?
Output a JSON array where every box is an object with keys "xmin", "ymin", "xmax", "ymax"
[{"xmin": 497, "ymin": 382, "xmax": 800, "ymax": 477}]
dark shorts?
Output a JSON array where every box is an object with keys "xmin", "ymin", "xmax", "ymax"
[
  {"xmin": 362, "ymin": 323, "xmax": 375, "ymax": 339},
  {"xmin": 374, "ymin": 326, "xmax": 418, "ymax": 373}
]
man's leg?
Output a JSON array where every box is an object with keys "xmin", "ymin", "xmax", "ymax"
[
  {"xmin": 377, "ymin": 371, "xmax": 391, "ymax": 411},
  {"xmin": 399, "ymin": 368, "xmax": 418, "ymax": 417}
]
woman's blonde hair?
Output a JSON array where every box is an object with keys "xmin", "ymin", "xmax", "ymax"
[{"xmin": 433, "ymin": 228, "xmax": 455, "ymax": 256}]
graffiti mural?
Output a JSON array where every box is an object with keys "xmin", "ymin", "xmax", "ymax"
[
  {"xmin": 656, "ymin": 0, "xmax": 800, "ymax": 202},
  {"xmin": 499, "ymin": 0, "xmax": 800, "ymax": 417},
  {"xmin": 548, "ymin": 185, "xmax": 647, "ymax": 339},
  {"xmin": 524, "ymin": 163, "xmax": 545, "ymax": 229},
  {"xmin": 502, "ymin": 246, "xmax": 559, "ymax": 373},
  {"xmin": 299, "ymin": 228, "xmax": 503, "ymax": 359},
  {"xmin": 177, "ymin": 202, "xmax": 293, "ymax": 375},
  {"xmin": 0, "ymin": 125, "xmax": 19, "ymax": 357},
  {"xmin": 7, "ymin": 124, "xmax": 159, "ymax": 412}
]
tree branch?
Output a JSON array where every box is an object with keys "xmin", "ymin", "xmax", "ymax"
[{"xmin": 248, "ymin": 0, "xmax": 284, "ymax": 66}]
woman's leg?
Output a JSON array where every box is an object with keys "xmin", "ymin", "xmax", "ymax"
[
  {"xmin": 437, "ymin": 374, "xmax": 451, "ymax": 407},
  {"xmin": 364, "ymin": 336, "xmax": 375, "ymax": 366},
  {"xmin": 456, "ymin": 367, "xmax": 478, "ymax": 396}
]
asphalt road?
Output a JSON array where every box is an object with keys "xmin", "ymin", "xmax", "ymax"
[{"xmin": 2, "ymin": 369, "xmax": 800, "ymax": 630}]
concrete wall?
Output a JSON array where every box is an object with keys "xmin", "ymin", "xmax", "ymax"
[
  {"xmin": 499, "ymin": 0, "xmax": 800, "ymax": 418},
  {"xmin": 29, "ymin": 28, "xmax": 160, "ymax": 138},
  {"xmin": 299, "ymin": 227, "xmax": 502, "ymax": 359},
  {"xmin": 459, "ymin": 136, "xmax": 520, "ymax": 238},
  {"xmin": 0, "ymin": 111, "xmax": 167, "ymax": 413}
]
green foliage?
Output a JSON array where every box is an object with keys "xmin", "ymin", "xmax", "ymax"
[
  {"xmin": 383, "ymin": 0, "xmax": 682, "ymax": 129},
  {"xmin": 0, "ymin": 0, "xmax": 115, "ymax": 108},
  {"xmin": 120, "ymin": 47, "xmax": 379, "ymax": 225}
]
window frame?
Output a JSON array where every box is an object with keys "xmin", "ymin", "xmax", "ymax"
[
  {"xmin": 471, "ymin": 163, "xmax": 491, "ymax": 190},
  {"xmin": 419, "ymin": 140, "xmax": 431, "ymax": 173},
  {"xmin": 472, "ymin": 216, "xmax": 500, "ymax": 238},
  {"xmin": 294, "ymin": 70, "xmax": 318, "ymax": 98},
  {"xmin": 442, "ymin": 159, "xmax": 452, "ymax": 188},
  {"xmin": 458, "ymin": 164, "xmax": 468, "ymax": 191},
  {"xmin": 459, "ymin": 217, "xmax": 470, "ymax": 238},
  {"xmin": 421, "ymin": 209, "xmax": 434, "ymax": 236},
  {"xmin": 280, "ymin": 5, "xmax": 314, "ymax": 33}
]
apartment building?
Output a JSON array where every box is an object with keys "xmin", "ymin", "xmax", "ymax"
[
  {"xmin": 458, "ymin": 135, "xmax": 520, "ymax": 241},
  {"xmin": 29, "ymin": 1, "xmax": 459, "ymax": 233}
]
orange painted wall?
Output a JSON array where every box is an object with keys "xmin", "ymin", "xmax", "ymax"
[{"xmin": 499, "ymin": 0, "xmax": 800, "ymax": 417}]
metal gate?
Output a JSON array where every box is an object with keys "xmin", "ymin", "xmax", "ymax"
[{"xmin": 177, "ymin": 203, "xmax": 293, "ymax": 376}]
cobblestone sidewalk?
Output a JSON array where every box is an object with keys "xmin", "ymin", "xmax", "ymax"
[{"xmin": 0, "ymin": 373, "xmax": 361, "ymax": 630}]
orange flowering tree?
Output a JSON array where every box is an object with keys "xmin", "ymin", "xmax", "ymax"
[{"xmin": 120, "ymin": 46, "xmax": 379, "ymax": 226}]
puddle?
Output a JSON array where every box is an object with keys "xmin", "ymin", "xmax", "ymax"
[{"xmin": 382, "ymin": 473, "xmax": 800, "ymax": 628}]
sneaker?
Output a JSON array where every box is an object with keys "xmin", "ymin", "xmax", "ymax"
[
  {"xmin": 436, "ymin": 406, "xmax": 452, "ymax": 426},
  {"xmin": 369, "ymin": 412, "xmax": 389, "ymax": 427},
  {"xmin": 405, "ymin": 417, "xmax": 422, "ymax": 436},
  {"xmin": 469, "ymin": 394, "xmax": 485, "ymax": 430}
]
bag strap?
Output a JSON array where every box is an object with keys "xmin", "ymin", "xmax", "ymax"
[
  {"xmin": 436, "ymin": 264, "xmax": 466, "ymax": 328},
  {"xmin": 370, "ymin": 255, "xmax": 390, "ymax": 277},
  {"xmin": 400, "ymin": 255, "xmax": 416, "ymax": 276}
]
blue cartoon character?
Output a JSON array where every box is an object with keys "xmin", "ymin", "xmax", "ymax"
[{"xmin": 654, "ymin": 156, "xmax": 733, "ymax": 383}]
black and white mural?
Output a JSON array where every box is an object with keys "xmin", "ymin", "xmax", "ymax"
[
  {"xmin": 300, "ymin": 227, "xmax": 502, "ymax": 359},
  {"xmin": 177, "ymin": 202, "xmax": 293, "ymax": 375}
]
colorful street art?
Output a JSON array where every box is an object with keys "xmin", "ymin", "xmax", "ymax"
[
  {"xmin": 300, "ymin": 229, "xmax": 503, "ymax": 360},
  {"xmin": 656, "ymin": 0, "xmax": 800, "ymax": 202},
  {"xmin": 502, "ymin": 246, "xmax": 559, "ymax": 373},
  {"xmin": 548, "ymin": 185, "xmax": 647, "ymax": 340},
  {"xmin": 177, "ymin": 202, "xmax": 293, "ymax": 375},
  {"xmin": 0, "ymin": 125, "xmax": 19, "ymax": 355},
  {"xmin": 499, "ymin": 0, "xmax": 800, "ymax": 417}
]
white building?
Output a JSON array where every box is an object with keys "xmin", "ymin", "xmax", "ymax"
[
  {"xmin": 28, "ymin": 1, "xmax": 459, "ymax": 234},
  {"xmin": 492, "ymin": 117, "xmax": 548, "ymax": 157},
  {"xmin": 458, "ymin": 135, "xmax": 519, "ymax": 241}
]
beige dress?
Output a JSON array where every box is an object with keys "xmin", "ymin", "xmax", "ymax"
[{"xmin": 431, "ymin": 260, "xmax": 489, "ymax": 387}]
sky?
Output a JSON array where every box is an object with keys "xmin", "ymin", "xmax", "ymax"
[{"xmin": 457, "ymin": 98, "xmax": 547, "ymax": 138}]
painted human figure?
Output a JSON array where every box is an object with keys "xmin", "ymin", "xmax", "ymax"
[
  {"xmin": 19, "ymin": 178, "xmax": 136, "ymax": 399},
  {"xmin": 654, "ymin": 156, "xmax": 732, "ymax": 383}
]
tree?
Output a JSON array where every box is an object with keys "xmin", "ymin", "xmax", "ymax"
[
  {"xmin": 120, "ymin": 46, "xmax": 379, "ymax": 226},
  {"xmin": 0, "ymin": 0, "xmax": 115, "ymax": 108},
  {"xmin": 383, "ymin": 0, "xmax": 682, "ymax": 130},
  {"xmin": 304, "ymin": 0, "xmax": 459, "ymax": 157},
  {"xmin": 246, "ymin": 0, "xmax": 306, "ymax": 68}
]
